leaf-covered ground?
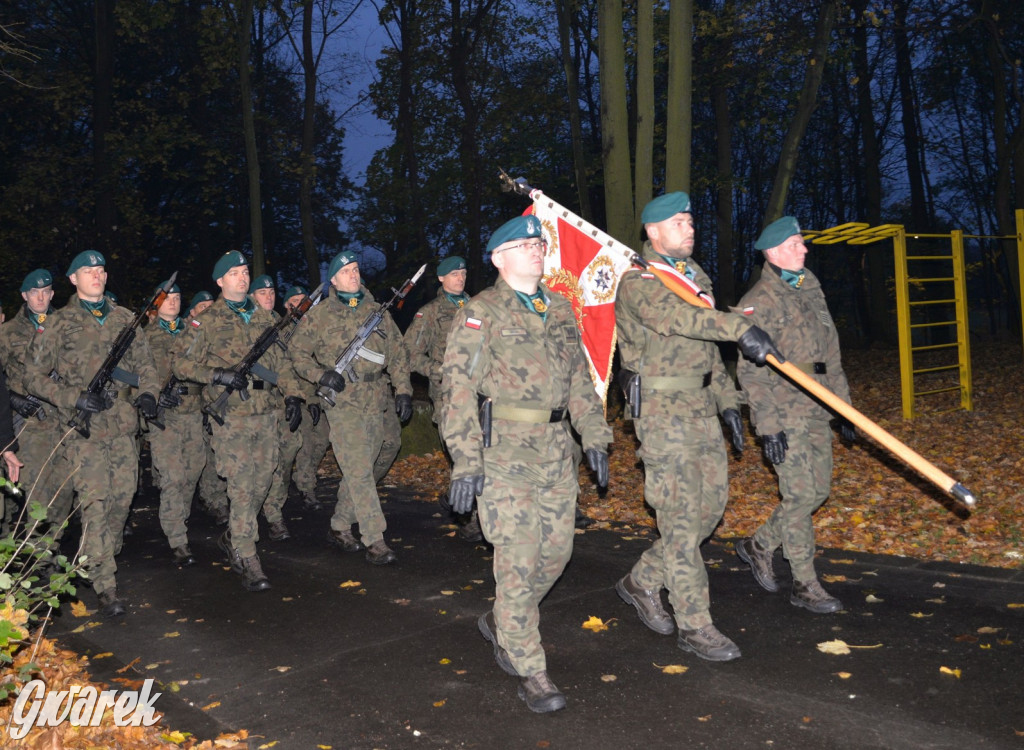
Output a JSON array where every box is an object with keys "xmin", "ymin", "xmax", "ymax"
[{"xmin": 390, "ymin": 340, "xmax": 1023, "ymax": 569}]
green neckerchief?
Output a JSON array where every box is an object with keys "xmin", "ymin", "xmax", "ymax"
[
  {"xmin": 79, "ymin": 297, "xmax": 112, "ymax": 325},
  {"xmin": 657, "ymin": 253, "xmax": 696, "ymax": 280},
  {"xmin": 445, "ymin": 292, "xmax": 470, "ymax": 309},
  {"xmin": 25, "ymin": 305, "xmax": 53, "ymax": 329},
  {"xmin": 768, "ymin": 261, "xmax": 806, "ymax": 290},
  {"xmin": 336, "ymin": 290, "xmax": 364, "ymax": 308},
  {"xmin": 226, "ymin": 296, "xmax": 256, "ymax": 324},
  {"xmin": 514, "ymin": 289, "xmax": 548, "ymax": 321},
  {"xmin": 159, "ymin": 316, "xmax": 186, "ymax": 335}
]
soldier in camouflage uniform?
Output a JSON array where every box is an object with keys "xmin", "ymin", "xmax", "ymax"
[
  {"xmin": 24, "ymin": 251, "xmax": 161, "ymax": 618},
  {"xmin": 0, "ymin": 269, "xmax": 73, "ymax": 536},
  {"xmin": 404, "ymin": 255, "xmax": 483, "ymax": 542},
  {"xmin": 284, "ymin": 286, "xmax": 329, "ymax": 511},
  {"xmin": 187, "ymin": 291, "xmax": 229, "ymax": 525},
  {"xmin": 248, "ymin": 274, "xmax": 302, "ymax": 542},
  {"xmin": 174, "ymin": 252, "xmax": 304, "ymax": 592},
  {"xmin": 145, "ymin": 280, "xmax": 206, "ymax": 567},
  {"xmin": 441, "ymin": 216, "xmax": 611, "ymax": 713},
  {"xmin": 734, "ymin": 216, "xmax": 853, "ymax": 614},
  {"xmin": 0, "ymin": 367, "xmax": 24, "ymax": 531},
  {"xmin": 613, "ymin": 193, "xmax": 781, "ymax": 662},
  {"xmin": 288, "ymin": 250, "xmax": 413, "ymax": 565}
]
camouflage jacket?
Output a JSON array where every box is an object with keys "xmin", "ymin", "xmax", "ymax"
[
  {"xmin": 404, "ymin": 287, "xmax": 464, "ymax": 404},
  {"xmin": 440, "ymin": 277, "xmax": 611, "ymax": 480},
  {"xmin": 0, "ymin": 304, "xmax": 48, "ymax": 398},
  {"xmin": 287, "ymin": 287, "xmax": 411, "ymax": 415},
  {"xmin": 24, "ymin": 294, "xmax": 159, "ymax": 441},
  {"xmin": 173, "ymin": 296, "xmax": 302, "ymax": 417},
  {"xmin": 145, "ymin": 318, "xmax": 202, "ymax": 415},
  {"xmin": 736, "ymin": 263, "xmax": 851, "ymax": 434},
  {"xmin": 615, "ymin": 242, "xmax": 750, "ymax": 419}
]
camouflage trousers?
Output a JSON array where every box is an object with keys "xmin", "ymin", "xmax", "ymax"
[
  {"xmin": 262, "ymin": 413, "xmax": 303, "ymax": 524},
  {"xmin": 149, "ymin": 410, "xmax": 207, "ymax": 549},
  {"xmin": 480, "ymin": 454, "xmax": 578, "ymax": 678},
  {"xmin": 293, "ymin": 405, "xmax": 331, "ymax": 496},
  {"xmin": 199, "ymin": 429, "xmax": 228, "ymax": 518},
  {"xmin": 753, "ymin": 418, "xmax": 833, "ymax": 583},
  {"xmin": 326, "ymin": 404, "xmax": 387, "ymax": 546},
  {"xmin": 64, "ymin": 434, "xmax": 139, "ymax": 596},
  {"xmin": 210, "ymin": 412, "xmax": 278, "ymax": 558},
  {"xmin": 632, "ymin": 414, "xmax": 729, "ymax": 630},
  {"xmin": 7, "ymin": 415, "xmax": 73, "ymax": 536},
  {"xmin": 336, "ymin": 402, "xmax": 401, "ymax": 518}
]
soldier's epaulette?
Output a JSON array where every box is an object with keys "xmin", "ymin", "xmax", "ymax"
[
  {"xmin": 464, "ymin": 317, "xmax": 482, "ymax": 330},
  {"xmin": 190, "ymin": 319, "xmax": 202, "ymax": 328}
]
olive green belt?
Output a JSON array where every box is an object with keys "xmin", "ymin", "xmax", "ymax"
[
  {"xmin": 643, "ymin": 372, "xmax": 712, "ymax": 390},
  {"xmin": 489, "ymin": 403, "xmax": 567, "ymax": 423}
]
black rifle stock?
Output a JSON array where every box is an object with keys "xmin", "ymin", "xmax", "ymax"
[
  {"xmin": 203, "ymin": 282, "xmax": 325, "ymax": 426},
  {"xmin": 69, "ymin": 272, "xmax": 178, "ymax": 438},
  {"xmin": 316, "ymin": 264, "xmax": 427, "ymax": 407}
]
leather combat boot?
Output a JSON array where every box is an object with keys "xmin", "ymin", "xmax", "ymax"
[
  {"xmin": 218, "ymin": 530, "xmax": 243, "ymax": 574},
  {"xmin": 615, "ymin": 574, "xmax": 674, "ymax": 635},
  {"xmin": 240, "ymin": 554, "xmax": 271, "ymax": 592},
  {"xmin": 327, "ymin": 528, "xmax": 365, "ymax": 553},
  {"xmin": 301, "ymin": 492, "xmax": 321, "ymax": 511},
  {"xmin": 735, "ymin": 537, "xmax": 780, "ymax": 592},
  {"xmin": 677, "ymin": 623, "xmax": 741, "ymax": 662},
  {"xmin": 365, "ymin": 540, "xmax": 396, "ymax": 565},
  {"xmin": 456, "ymin": 512, "xmax": 484, "ymax": 543},
  {"xmin": 477, "ymin": 611, "xmax": 518, "ymax": 676},
  {"xmin": 172, "ymin": 545, "xmax": 196, "ymax": 567},
  {"xmin": 97, "ymin": 589, "xmax": 126, "ymax": 618},
  {"xmin": 518, "ymin": 671, "xmax": 567, "ymax": 713},
  {"xmin": 791, "ymin": 579, "xmax": 842, "ymax": 614},
  {"xmin": 267, "ymin": 519, "xmax": 291, "ymax": 542}
]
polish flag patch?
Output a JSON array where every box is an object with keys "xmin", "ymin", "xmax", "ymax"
[
  {"xmin": 465, "ymin": 317, "xmax": 482, "ymax": 330},
  {"xmin": 414, "ymin": 312, "xmax": 424, "ymax": 318},
  {"xmin": 742, "ymin": 306, "xmax": 755, "ymax": 315},
  {"xmin": 191, "ymin": 319, "xmax": 202, "ymax": 328}
]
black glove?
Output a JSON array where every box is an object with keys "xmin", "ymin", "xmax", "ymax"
[
  {"xmin": 211, "ymin": 367, "xmax": 248, "ymax": 391},
  {"xmin": 737, "ymin": 326, "xmax": 785, "ymax": 365},
  {"xmin": 585, "ymin": 448, "xmax": 609, "ymax": 490},
  {"xmin": 762, "ymin": 431, "xmax": 788, "ymax": 465},
  {"xmin": 449, "ymin": 474, "xmax": 484, "ymax": 514},
  {"xmin": 75, "ymin": 390, "xmax": 113, "ymax": 415},
  {"xmin": 721, "ymin": 408, "xmax": 744, "ymax": 453},
  {"xmin": 319, "ymin": 369, "xmax": 346, "ymax": 393},
  {"xmin": 838, "ymin": 418, "xmax": 857, "ymax": 443},
  {"xmin": 395, "ymin": 394, "xmax": 413, "ymax": 422},
  {"xmin": 308, "ymin": 402, "xmax": 322, "ymax": 427},
  {"xmin": 157, "ymin": 388, "xmax": 182, "ymax": 410},
  {"xmin": 135, "ymin": 392, "xmax": 159, "ymax": 421},
  {"xmin": 284, "ymin": 396, "xmax": 303, "ymax": 432},
  {"xmin": 9, "ymin": 393, "xmax": 40, "ymax": 419}
]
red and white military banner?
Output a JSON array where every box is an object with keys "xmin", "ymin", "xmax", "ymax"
[{"xmin": 524, "ymin": 192, "xmax": 636, "ymax": 404}]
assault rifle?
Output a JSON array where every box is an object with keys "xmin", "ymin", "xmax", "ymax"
[
  {"xmin": 316, "ymin": 264, "xmax": 426, "ymax": 407},
  {"xmin": 69, "ymin": 273, "xmax": 178, "ymax": 438},
  {"xmin": 204, "ymin": 282, "xmax": 325, "ymax": 426}
]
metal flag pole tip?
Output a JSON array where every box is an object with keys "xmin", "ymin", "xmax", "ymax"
[{"xmin": 950, "ymin": 483, "xmax": 977, "ymax": 508}]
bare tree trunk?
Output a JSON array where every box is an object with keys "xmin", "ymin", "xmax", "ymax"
[
  {"xmin": 299, "ymin": 0, "xmax": 319, "ymax": 287},
  {"xmin": 555, "ymin": 0, "xmax": 592, "ymax": 219},
  {"xmin": 665, "ymin": 0, "xmax": 692, "ymax": 192},
  {"xmin": 598, "ymin": 0, "xmax": 634, "ymax": 245},
  {"xmin": 93, "ymin": 0, "xmax": 115, "ymax": 256},
  {"xmin": 235, "ymin": 0, "xmax": 265, "ymax": 273},
  {"xmin": 633, "ymin": 0, "xmax": 653, "ymax": 235},
  {"xmin": 893, "ymin": 0, "xmax": 930, "ymax": 229},
  {"xmin": 713, "ymin": 79, "xmax": 735, "ymax": 308},
  {"xmin": 763, "ymin": 0, "xmax": 837, "ymax": 224}
]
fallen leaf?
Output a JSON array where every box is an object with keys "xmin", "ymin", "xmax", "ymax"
[
  {"xmin": 70, "ymin": 600, "xmax": 92, "ymax": 618},
  {"xmin": 91, "ymin": 652, "xmax": 113, "ymax": 659},
  {"xmin": 925, "ymin": 597, "xmax": 946, "ymax": 604},
  {"xmin": 955, "ymin": 633, "xmax": 979, "ymax": 643},
  {"xmin": 433, "ymin": 699, "xmax": 446, "ymax": 707},
  {"xmin": 339, "ymin": 580, "xmax": 361, "ymax": 588},
  {"xmin": 821, "ymin": 574, "xmax": 848, "ymax": 583},
  {"xmin": 601, "ymin": 674, "xmax": 617, "ymax": 682},
  {"xmin": 836, "ymin": 672, "xmax": 852, "ymax": 679},
  {"xmin": 939, "ymin": 666, "xmax": 961, "ymax": 678},
  {"xmin": 163, "ymin": 631, "xmax": 180, "ymax": 638},
  {"xmin": 909, "ymin": 612, "xmax": 932, "ymax": 618},
  {"xmin": 802, "ymin": 716, "xmax": 813, "ymax": 723},
  {"xmin": 439, "ymin": 658, "xmax": 451, "ymax": 665},
  {"xmin": 582, "ymin": 616, "xmax": 610, "ymax": 632},
  {"xmin": 865, "ymin": 594, "xmax": 884, "ymax": 603},
  {"xmin": 697, "ymin": 714, "xmax": 711, "ymax": 722},
  {"xmin": 202, "ymin": 701, "xmax": 222, "ymax": 710},
  {"xmin": 258, "ymin": 742, "xmax": 279, "ymax": 749},
  {"xmin": 145, "ymin": 663, "xmax": 161, "ymax": 670},
  {"xmin": 1007, "ymin": 603, "xmax": 1024, "ymax": 609},
  {"xmin": 393, "ymin": 598, "xmax": 411, "ymax": 606},
  {"xmin": 161, "ymin": 730, "xmax": 191, "ymax": 744},
  {"xmin": 271, "ymin": 666, "xmax": 291, "ymax": 673},
  {"xmin": 977, "ymin": 626, "xmax": 999, "ymax": 634},
  {"xmin": 817, "ymin": 639, "xmax": 884, "ymax": 654},
  {"xmin": 440, "ymin": 590, "xmax": 456, "ymax": 595},
  {"xmin": 653, "ymin": 663, "xmax": 688, "ymax": 674},
  {"xmin": 932, "ymin": 582, "xmax": 946, "ymax": 589}
]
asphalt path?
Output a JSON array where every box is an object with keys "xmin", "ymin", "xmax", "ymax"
[{"xmin": 48, "ymin": 476, "xmax": 1024, "ymax": 749}]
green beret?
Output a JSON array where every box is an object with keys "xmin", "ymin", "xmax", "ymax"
[
  {"xmin": 437, "ymin": 256, "xmax": 466, "ymax": 276},
  {"xmin": 212, "ymin": 251, "xmax": 247, "ymax": 281},
  {"xmin": 328, "ymin": 250, "xmax": 359, "ymax": 280},
  {"xmin": 486, "ymin": 215, "xmax": 543, "ymax": 254},
  {"xmin": 284, "ymin": 285, "xmax": 307, "ymax": 299},
  {"xmin": 21, "ymin": 269, "xmax": 53, "ymax": 293},
  {"xmin": 640, "ymin": 192, "xmax": 692, "ymax": 225},
  {"xmin": 248, "ymin": 274, "xmax": 274, "ymax": 293},
  {"xmin": 154, "ymin": 279, "xmax": 181, "ymax": 295},
  {"xmin": 754, "ymin": 216, "xmax": 802, "ymax": 251},
  {"xmin": 66, "ymin": 250, "xmax": 106, "ymax": 276},
  {"xmin": 187, "ymin": 291, "xmax": 214, "ymax": 313}
]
